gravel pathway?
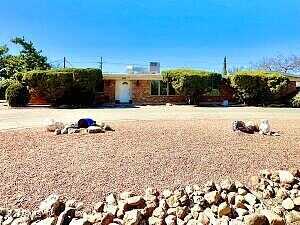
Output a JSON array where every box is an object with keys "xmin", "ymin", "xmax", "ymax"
[{"xmin": 0, "ymin": 119, "xmax": 299, "ymax": 209}]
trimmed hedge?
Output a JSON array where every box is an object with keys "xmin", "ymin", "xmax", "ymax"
[
  {"xmin": 5, "ymin": 81, "xmax": 29, "ymax": 106},
  {"xmin": 229, "ymin": 71, "xmax": 289, "ymax": 105},
  {"xmin": 22, "ymin": 68, "xmax": 102, "ymax": 106},
  {"xmin": 162, "ymin": 69, "xmax": 222, "ymax": 104}
]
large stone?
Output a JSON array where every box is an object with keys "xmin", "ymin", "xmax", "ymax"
[
  {"xmin": 217, "ymin": 202, "xmax": 231, "ymax": 217},
  {"xmin": 3, "ymin": 217, "xmax": 14, "ymax": 225},
  {"xmin": 260, "ymin": 210, "xmax": 285, "ymax": 225},
  {"xmin": 123, "ymin": 210, "xmax": 142, "ymax": 225},
  {"xmin": 285, "ymin": 210, "xmax": 300, "ymax": 224},
  {"xmin": 56, "ymin": 207, "xmax": 76, "ymax": 225},
  {"xmin": 175, "ymin": 206, "xmax": 189, "ymax": 220},
  {"xmin": 38, "ymin": 194, "xmax": 65, "ymax": 216},
  {"xmin": 126, "ymin": 196, "xmax": 145, "ymax": 208},
  {"xmin": 106, "ymin": 194, "xmax": 117, "ymax": 205},
  {"xmin": 162, "ymin": 189, "xmax": 172, "ymax": 199},
  {"xmin": 148, "ymin": 217, "xmax": 164, "ymax": 225},
  {"xmin": 204, "ymin": 191, "xmax": 220, "ymax": 205},
  {"xmin": 282, "ymin": 198, "xmax": 294, "ymax": 210},
  {"xmin": 198, "ymin": 212, "xmax": 210, "ymax": 225},
  {"xmin": 220, "ymin": 179, "xmax": 235, "ymax": 191},
  {"xmin": 87, "ymin": 126, "xmax": 104, "ymax": 134},
  {"xmin": 120, "ymin": 192, "xmax": 134, "ymax": 200},
  {"xmin": 235, "ymin": 208, "xmax": 248, "ymax": 217},
  {"xmin": 186, "ymin": 219, "xmax": 202, "ymax": 225},
  {"xmin": 244, "ymin": 214, "xmax": 269, "ymax": 225},
  {"xmin": 293, "ymin": 196, "xmax": 300, "ymax": 206},
  {"xmin": 152, "ymin": 207, "xmax": 166, "ymax": 219},
  {"xmin": 100, "ymin": 213, "xmax": 115, "ymax": 225},
  {"xmin": 94, "ymin": 202, "xmax": 105, "ymax": 213},
  {"xmin": 244, "ymin": 193, "xmax": 257, "ymax": 206},
  {"xmin": 278, "ymin": 170, "xmax": 295, "ymax": 184},
  {"xmin": 164, "ymin": 215, "xmax": 176, "ymax": 225},
  {"xmin": 166, "ymin": 195, "xmax": 180, "ymax": 208}
]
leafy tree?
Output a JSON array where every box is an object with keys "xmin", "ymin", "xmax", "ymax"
[
  {"xmin": 11, "ymin": 37, "xmax": 50, "ymax": 71},
  {"xmin": 0, "ymin": 37, "xmax": 51, "ymax": 79}
]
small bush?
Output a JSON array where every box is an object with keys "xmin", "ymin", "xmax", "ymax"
[
  {"xmin": 291, "ymin": 94, "xmax": 300, "ymax": 108},
  {"xmin": 0, "ymin": 79, "xmax": 18, "ymax": 99},
  {"xmin": 22, "ymin": 68, "xmax": 102, "ymax": 106},
  {"xmin": 5, "ymin": 81, "xmax": 29, "ymax": 106},
  {"xmin": 229, "ymin": 70, "xmax": 289, "ymax": 105},
  {"xmin": 162, "ymin": 69, "xmax": 222, "ymax": 104}
]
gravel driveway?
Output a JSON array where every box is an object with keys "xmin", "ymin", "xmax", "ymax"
[{"xmin": 0, "ymin": 119, "xmax": 299, "ymax": 209}]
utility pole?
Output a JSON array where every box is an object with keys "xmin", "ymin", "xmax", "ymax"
[
  {"xmin": 63, "ymin": 57, "xmax": 66, "ymax": 68},
  {"xmin": 223, "ymin": 56, "xmax": 227, "ymax": 76},
  {"xmin": 100, "ymin": 57, "xmax": 103, "ymax": 71}
]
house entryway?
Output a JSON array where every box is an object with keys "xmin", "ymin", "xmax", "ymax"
[{"xmin": 116, "ymin": 80, "xmax": 132, "ymax": 104}]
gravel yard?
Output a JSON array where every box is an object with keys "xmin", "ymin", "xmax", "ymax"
[{"xmin": 0, "ymin": 118, "xmax": 299, "ymax": 210}]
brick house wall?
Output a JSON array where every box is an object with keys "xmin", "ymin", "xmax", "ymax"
[
  {"xmin": 103, "ymin": 80, "xmax": 116, "ymax": 103},
  {"xmin": 132, "ymin": 80, "xmax": 186, "ymax": 104}
]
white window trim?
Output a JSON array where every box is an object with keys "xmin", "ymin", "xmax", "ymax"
[{"xmin": 150, "ymin": 80, "xmax": 176, "ymax": 96}]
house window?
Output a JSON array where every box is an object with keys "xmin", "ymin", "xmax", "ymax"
[{"xmin": 150, "ymin": 80, "xmax": 177, "ymax": 96}]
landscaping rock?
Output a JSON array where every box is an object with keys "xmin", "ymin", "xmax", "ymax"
[
  {"xmin": 244, "ymin": 213, "xmax": 269, "ymax": 225},
  {"xmin": 123, "ymin": 210, "xmax": 142, "ymax": 225},
  {"xmin": 217, "ymin": 202, "xmax": 231, "ymax": 217},
  {"xmin": 282, "ymin": 198, "xmax": 294, "ymax": 210},
  {"xmin": 87, "ymin": 126, "xmax": 104, "ymax": 134},
  {"xmin": 204, "ymin": 191, "xmax": 220, "ymax": 205},
  {"xmin": 278, "ymin": 170, "xmax": 295, "ymax": 184}
]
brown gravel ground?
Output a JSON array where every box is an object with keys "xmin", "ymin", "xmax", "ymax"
[{"xmin": 0, "ymin": 119, "xmax": 299, "ymax": 210}]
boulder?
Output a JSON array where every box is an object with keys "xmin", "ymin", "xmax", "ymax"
[
  {"xmin": 282, "ymin": 198, "xmax": 294, "ymax": 210},
  {"xmin": 148, "ymin": 217, "xmax": 164, "ymax": 225},
  {"xmin": 126, "ymin": 196, "xmax": 145, "ymax": 209},
  {"xmin": 244, "ymin": 193, "xmax": 257, "ymax": 206},
  {"xmin": 293, "ymin": 197, "xmax": 300, "ymax": 206},
  {"xmin": 244, "ymin": 214, "xmax": 269, "ymax": 225},
  {"xmin": 204, "ymin": 191, "xmax": 220, "ymax": 205},
  {"xmin": 38, "ymin": 194, "xmax": 65, "ymax": 216},
  {"xmin": 278, "ymin": 170, "xmax": 295, "ymax": 184},
  {"xmin": 164, "ymin": 215, "xmax": 176, "ymax": 225},
  {"xmin": 260, "ymin": 210, "xmax": 285, "ymax": 225},
  {"xmin": 87, "ymin": 126, "xmax": 104, "ymax": 134},
  {"xmin": 56, "ymin": 207, "xmax": 76, "ymax": 225},
  {"xmin": 123, "ymin": 210, "xmax": 142, "ymax": 225},
  {"xmin": 217, "ymin": 202, "xmax": 231, "ymax": 217}
]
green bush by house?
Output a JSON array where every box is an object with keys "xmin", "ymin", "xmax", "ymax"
[
  {"xmin": 162, "ymin": 69, "xmax": 222, "ymax": 104},
  {"xmin": 229, "ymin": 70, "xmax": 289, "ymax": 105},
  {"xmin": 5, "ymin": 81, "xmax": 29, "ymax": 106},
  {"xmin": 0, "ymin": 79, "xmax": 16, "ymax": 99},
  {"xmin": 291, "ymin": 94, "xmax": 300, "ymax": 108},
  {"xmin": 22, "ymin": 68, "xmax": 102, "ymax": 106}
]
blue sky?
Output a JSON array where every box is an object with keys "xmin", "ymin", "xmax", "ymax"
[{"xmin": 1, "ymin": 0, "xmax": 300, "ymax": 72}]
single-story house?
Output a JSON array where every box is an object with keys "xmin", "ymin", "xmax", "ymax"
[{"xmin": 102, "ymin": 73, "xmax": 186, "ymax": 105}]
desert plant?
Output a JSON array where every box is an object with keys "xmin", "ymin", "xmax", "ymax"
[{"xmin": 5, "ymin": 81, "xmax": 29, "ymax": 106}]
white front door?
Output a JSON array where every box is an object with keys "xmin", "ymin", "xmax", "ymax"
[{"xmin": 119, "ymin": 81, "xmax": 131, "ymax": 103}]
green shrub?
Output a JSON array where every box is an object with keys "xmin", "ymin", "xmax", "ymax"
[
  {"xmin": 5, "ymin": 81, "xmax": 29, "ymax": 106},
  {"xmin": 291, "ymin": 94, "xmax": 300, "ymax": 108},
  {"xmin": 0, "ymin": 79, "xmax": 15, "ymax": 99},
  {"xmin": 162, "ymin": 69, "xmax": 222, "ymax": 104},
  {"xmin": 22, "ymin": 68, "xmax": 102, "ymax": 106},
  {"xmin": 229, "ymin": 70, "xmax": 289, "ymax": 105}
]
